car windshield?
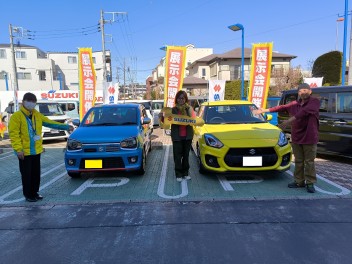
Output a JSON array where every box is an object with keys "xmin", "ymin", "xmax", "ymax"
[
  {"xmin": 204, "ymin": 104, "xmax": 266, "ymax": 124},
  {"xmin": 35, "ymin": 103, "xmax": 65, "ymax": 116},
  {"xmin": 151, "ymin": 101, "xmax": 164, "ymax": 110},
  {"xmin": 82, "ymin": 107, "xmax": 137, "ymax": 126}
]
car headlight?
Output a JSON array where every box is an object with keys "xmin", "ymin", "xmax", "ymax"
[
  {"xmin": 204, "ymin": 134, "xmax": 224, "ymax": 148},
  {"xmin": 121, "ymin": 137, "xmax": 137, "ymax": 149},
  {"xmin": 278, "ymin": 131, "xmax": 288, "ymax": 147},
  {"xmin": 67, "ymin": 139, "xmax": 82, "ymax": 150}
]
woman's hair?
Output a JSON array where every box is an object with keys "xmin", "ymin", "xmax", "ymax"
[{"xmin": 174, "ymin": 90, "xmax": 189, "ymax": 105}]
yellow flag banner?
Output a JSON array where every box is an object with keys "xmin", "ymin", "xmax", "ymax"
[
  {"xmin": 248, "ymin": 43, "xmax": 273, "ymax": 109},
  {"xmin": 164, "ymin": 46, "xmax": 187, "ymax": 108},
  {"xmin": 159, "ymin": 107, "xmax": 204, "ymax": 129},
  {"xmin": 78, "ymin": 47, "xmax": 96, "ymax": 120}
]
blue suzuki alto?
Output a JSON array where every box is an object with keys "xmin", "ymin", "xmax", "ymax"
[{"xmin": 65, "ymin": 103, "xmax": 152, "ymax": 177}]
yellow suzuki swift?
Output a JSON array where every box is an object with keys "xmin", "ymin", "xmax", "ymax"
[{"xmin": 192, "ymin": 100, "xmax": 292, "ymax": 174}]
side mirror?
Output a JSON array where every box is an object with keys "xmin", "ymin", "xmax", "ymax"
[
  {"xmin": 72, "ymin": 119, "xmax": 80, "ymax": 127},
  {"xmin": 265, "ymin": 114, "xmax": 273, "ymax": 121},
  {"xmin": 143, "ymin": 117, "xmax": 151, "ymax": 125}
]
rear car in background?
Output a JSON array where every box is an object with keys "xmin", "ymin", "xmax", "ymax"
[
  {"xmin": 192, "ymin": 100, "xmax": 292, "ymax": 174},
  {"xmin": 278, "ymin": 86, "xmax": 352, "ymax": 158},
  {"xmin": 6, "ymin": 100, "xmax": 71, "ymax": 140},
  {"xmin": 123, "ymin": 100, "xmax": 154, "ymax": 133},
  {"xmin": 151, "ymin": 100, "xmax": 164, "ymax": 126},
  {"xmin": 266, "ymin": 96, "xmax": 281, "ymax": 125},
  {"xmin": 64, "ymin": 103, "xmax": 152, "ymax": 177}
]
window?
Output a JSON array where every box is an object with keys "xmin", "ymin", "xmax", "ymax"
[
  {"xmin": 38, "ymin": 70, "xmax": 46, "ymax": 81},
  {"xmin": 201, "ymin": 68, "xmax": 206, "ymax": 77},
  {"xmin": 312, "ymin": 93, "xmax": 329, "ymax": 112},
  {"xmin": 68, "ymin": 56, "xmax": 77, "ymax": 64},
  {"xmin": 0, "ymin": 49, "xmax": 6, "ymax": 59},
  {"xmin": 230, "ymin": 65, "xmax": 241, "ymax": 80},
  {"xmin": 0, "ymin": 72, "xmax": 7, "ymax": 79},
  {"xmin": 15, "ymin": 51, "xmax": 26, "ymax": 59},
  {"xmin": 210, "ymin": 64, "xmax": 217, "ymax": 77},
  {"xmin": 17, "ymin": 72, "xmax": 31, "ymax": 80},
  {"xmin": 92, "ymin": 57, "xmax": 96, "ymax": 64},
  {"xmin": 336, "ymin": 92, "xmax": 352, "ymax": 113}
]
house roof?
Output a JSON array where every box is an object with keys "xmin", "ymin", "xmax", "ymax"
[{"xmin": 183, "ymin": 75, "xmax": 208, "ymax": 85}]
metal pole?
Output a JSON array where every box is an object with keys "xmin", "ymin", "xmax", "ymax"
[
  {"xmin": 341, "ymin": 0, "xmax": 348, "ymax": 85},
  {"xmin": 100, "ymin": 10, "xmax": 107, "ymax": 82},
  {"xmin": 241, "ymin": 28, "xmax": 245, "ymax": 100},
  {"xmin": 348, "ymin": 11, "xmax": 352, "ymax": 85},
  {"xmin": 9, "ymin": 24, "xmax": 19, "ymax": 112}
]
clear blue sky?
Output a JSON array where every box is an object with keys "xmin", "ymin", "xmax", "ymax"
[{"xmin": 0, "ymin": 0, "xmax": 349, "ymax": 83}]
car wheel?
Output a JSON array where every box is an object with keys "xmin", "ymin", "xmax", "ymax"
[
  {"xmin": 148, "ymin": 138, "xmax": 152, "ymax": 152},
  {"xmin": 67, "ymin": 171, "xmax": 81, "ymax": 178},
  {"xmin": 197, "ymin": 145, "xmax": 208, "ymax": 175},
  {"xmin": 135, "ymin": 149, "xmax": 146, "ymax": 175},
  {"xmin": 2, "ymin": 116, "xmax": 7, "ymax": 123}
]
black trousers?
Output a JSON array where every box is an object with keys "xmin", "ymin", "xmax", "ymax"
[
  {"xmin": 19, "ymin": 154, "xmax": 41, "ymax": 198},
  {"xmin": 172, "ymin": 140, "xmax": 192, "ymax": 177}
]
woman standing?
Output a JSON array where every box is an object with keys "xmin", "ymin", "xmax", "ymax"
[{"xmin": 170, "ymin": 91, "xmax": 195, "ymax": 182}]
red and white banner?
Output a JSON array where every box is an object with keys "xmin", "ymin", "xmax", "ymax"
[
  {"xmin": 303, "ymin": 77, "xmax": 323, "ymax": 88},
  {"xmin": 103, "ymin": 82, "xmax": 119, "ymax": 104},
  {"xmin": 164, "ymin": 46, "xmax": 187, "ymax": 108},
  {"xmin": 248, "ymin": 43, "xmax": 273, "ymax": 108},
  {"xmin": 78, "ymin": 48, "xmax": 96, "ymax": 120},
  {"xmin": 208, "ymin": 80, "xmax": 226, "ymax": 102}
]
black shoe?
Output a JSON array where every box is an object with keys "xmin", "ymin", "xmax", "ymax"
[
  {"xmin": 25, "ymin": 197, "xmax": 38, "ymax": 202},
  {"xmin": 306, "ymin": 184, "xmax": 316, "ymax": 193},
  {"xmin": 288, "ymin": 182, "xmax": 306, "ymax": 188},
  {"xmin": 36, "ymin": 194, "xmax": 44, "ymax": 200}
]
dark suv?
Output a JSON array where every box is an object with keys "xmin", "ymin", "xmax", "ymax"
[{"xmin": 278, "ymin": 86, "xmax": 352, "ymax": 158}]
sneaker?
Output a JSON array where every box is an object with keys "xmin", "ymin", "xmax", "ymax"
[
  {"xmin": 306, "ymin": 184, "xmax": 316, "ymax": 193},
  {"xmin": 185, "ymin": 175, "xmax": 191, "ymax": 180},
  {"xmin": 176, "ymin": 177, "xmax": 183, "ymax": 182},
  {"xmin": 287, "ymin": 182, "xmax": 306, "ymax": 188},
  {"xmin": 25, "ymin": 197, "xmax": 38, "ymax": 202}
]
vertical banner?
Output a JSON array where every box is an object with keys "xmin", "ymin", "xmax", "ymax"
[
  {"xmin": 78, "ymin": 48, "xmax": 96, "ymax": 120},
  {"xmin": 208, "ymin": 80, "xmax": 226, "ymax": 102},
  {"xmin": 164, "ymin": 46, "xmax": 187, "ymax": 108},
  {"xmin": 248, "ymin": 43, "xmax": 273, "ymax": 109},
  {"xmin": 303, "ymin": 77, "xmax": 323, "ymax": 88},
  {"xmin": 103, "ymin": 82, "xmax": 118, "ymax": 104}
]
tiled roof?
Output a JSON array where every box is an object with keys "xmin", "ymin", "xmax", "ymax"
[{"xmin": 183, "ymin": 76, "xmax": 208, "ymax": 84}]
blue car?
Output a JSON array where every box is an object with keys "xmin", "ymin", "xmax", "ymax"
[{"xmin": 65, "ymin": 104, "xmax": 152, "ymax": 177}]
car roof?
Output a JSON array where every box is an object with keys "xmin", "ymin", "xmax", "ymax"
[
  {"xmin": 201, "ymin": 100, "xmax": 253, "ymax": 106},
  {"xmin": 282, "ymin": 86, "xmax": 352, "ymax": 94},
  {"xmin": 95, "ymin": 103, "xmax": 140, "ymax": 109}
]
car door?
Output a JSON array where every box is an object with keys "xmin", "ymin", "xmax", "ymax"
[{"xmin": 319, "ymin": 92, "xmax": 352, "ymax": 156}]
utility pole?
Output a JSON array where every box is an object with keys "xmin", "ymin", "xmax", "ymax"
[
  {"xmin": 123, "ymin": 58, "xmax": 126, "ymax": 101},
  {"xmin": 9, "ymin": 24, "xmax": 19, "ymax": 112},
  {"xmin": 348, "ymin": 11, "xmax": 352, "ymax": 85},
  {"xmin": 99, "ymin": 10, "xmax": 127, "ymax": 82}
]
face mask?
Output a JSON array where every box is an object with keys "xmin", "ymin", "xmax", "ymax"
[{"xmin": 23, "ymin": 101, "xmax": 36, "ymax": 111}]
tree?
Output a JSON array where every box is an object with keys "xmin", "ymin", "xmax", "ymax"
[
  {"xmin": 270, "ymin": 66, "xmax": 303, "ymax": 96},
  {"xmin": 312, "ymin": 51, "xmax": 342, "ymax": 85}
]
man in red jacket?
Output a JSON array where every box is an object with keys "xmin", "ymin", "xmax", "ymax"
[{"xmin": 254, "ymin": 83, "xmax": 320, "ymax": 193}]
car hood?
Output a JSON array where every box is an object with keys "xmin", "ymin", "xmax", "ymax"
[
  {"xmin": 69, "ymin": 126, "xmax": 139, "ymax": 143},
  {"xmin": 201, "ymin": 123, "xmax": 281, "ymax": 140}
]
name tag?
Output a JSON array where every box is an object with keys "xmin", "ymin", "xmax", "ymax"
[{"xmin": 33, "ymin": 135, "xmax": 41, "ymax": 141}]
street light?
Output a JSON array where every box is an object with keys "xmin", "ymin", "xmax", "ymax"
[{"xmin": 228, "ymin": 23, "xmax": 245, "ymax": 100}]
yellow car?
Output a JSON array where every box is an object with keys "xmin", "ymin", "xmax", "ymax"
[{"xmin": 192, "ymin": 100, "xmax": 292, "ymax": 174}]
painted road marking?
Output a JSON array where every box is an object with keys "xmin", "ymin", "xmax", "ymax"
[
  {"xmin": 218, "ymin": 175, "xmax": 264, "ymax": 191},
  {"xmin": 286, "ymin": 170, "xmax": 350, "ymax": 195},
  {"xmin": 71, "ymin": 177, "xmax": 130, "ymax": 195},
  {"xmin": 157, "ymin": 145, "xmax": 189, "ymax": 199},
  {"xmin": 0, "ymin": 163, "xmax": 66, "ymax": 204},
  {"xmin": 0, "ymin": 153, "xmax": 14, "ymax": 160}
]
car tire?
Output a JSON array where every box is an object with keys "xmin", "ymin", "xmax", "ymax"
[
  {"xmin": 197, "ymin": 145, "xmax": 208, "ymax": 175},
  {"xmin": 148, "ymin": 139, "xmax": 152, "ymax": 152},
  {"xmin": 67, "ymin": 171, "xmax": 81, "ymax": 178},
  {"xmin": 135, "ymin": 149, "xmax": 146, "ymax": 175},
  {"xmin": 2, "ymin": 116, "xmax": 7, "ymax": 123}
]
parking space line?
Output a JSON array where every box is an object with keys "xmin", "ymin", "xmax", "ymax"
[
  {"xmin": 157, "ymin": 145, "xmax": 188, "ymax": 199},
  {"xmin": 0, "ymin": 163, "xmax": 66, "ymax": 204},
  {"xmin": 218, "ymin": 175, "xmax": 264, "ymax": 191},
  {"xmin": 71, "ymin": 177, "xmax": 130, "ymax": 195},
  {"xmin": 0, "ymin": 153, "xmax": 14, "ymax": 160},
  {"xmin": 286, "ymin": 170, "xmax": 350, "ymax": 195}
]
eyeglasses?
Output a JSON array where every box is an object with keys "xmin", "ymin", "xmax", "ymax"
[{"xmin": 177, "ymin": 97, "xmax": 185, "ymax": 100}]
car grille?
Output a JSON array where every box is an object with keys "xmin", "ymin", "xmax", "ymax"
[
  {"xmin": 83, "ymin": 144, "xmax": 120, "ymax": 152},
  {"xmin": 224, "ymin": 147, "xmax": 278, "ymax": 167},
  {"xmin": 43, "ymin": 131, "xmax": 66, "ymax": 137},
  {"xmin": 79, "ymin": 157, "xmax": 125, "ymax": 169}
]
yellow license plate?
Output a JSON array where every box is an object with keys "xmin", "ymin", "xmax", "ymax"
[{"xmin": 85, "ymin": 160, "xmax": 102, "ymax": 168}]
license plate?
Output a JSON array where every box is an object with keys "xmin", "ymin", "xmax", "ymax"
[
  {"xmin": 243, "ymin": 156, "xmax": 262, "ymax": 166},
  {"xmin": 85, "ymin": 160, "xmax": 102, "ymax": 168},
  {"xmin": 50, "ymin": 129, "xmax": 59, "ymax": 133}
]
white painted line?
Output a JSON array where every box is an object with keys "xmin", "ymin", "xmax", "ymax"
[
  {"xmin": 0, "ymin": 163, "xmax": 66, "ymax": 204},
  {"xmin": 286, "ymin": 170, "xmax": 350, "ymax": 195},
  {"xmin": 218, "ymin": 175, "xmax": 263, "ymax": 191},
  {"xmin": 71, "ymin": 177, "xmax": 129, "ymax": 195},
  {"xmin": 157, "ymin": 145, "xmax": 188, "ymax": 199},
  {"xmin": 0, "ymin": 153, "xmax": 14, "ymax": 160}
]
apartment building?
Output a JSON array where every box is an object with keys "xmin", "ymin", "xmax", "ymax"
[{"xmin": 0, "ymin": 44, "xmax": 111, "ymax": 92}]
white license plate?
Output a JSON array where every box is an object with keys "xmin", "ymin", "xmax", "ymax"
[
  {"xmin": 50, "ymin": 129, "xmax": 59, "ymax": 133},
  {"xmin": 243, "ymin": 156, "xmax": 262, "ymax": 166}
]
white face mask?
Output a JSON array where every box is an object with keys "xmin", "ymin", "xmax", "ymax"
[{"xmin": 23, "ymin": 101, "xmax": 36, "ymax": 111}]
